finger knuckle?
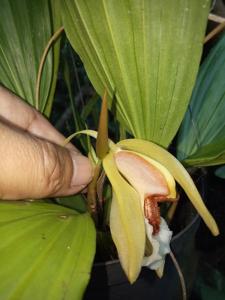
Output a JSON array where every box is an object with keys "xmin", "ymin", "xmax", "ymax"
[{"xmin": 39, "ymin": 142, "xmax": 64, "ymax": 195}]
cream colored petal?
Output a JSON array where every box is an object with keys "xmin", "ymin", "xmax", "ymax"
[
  {"xmin": 118, "ymin": 139, "xmax": 219, "ymax": 236},
  {"xmin": 103, "ymin": 152, "xmax": 145, "ymax": 283}
]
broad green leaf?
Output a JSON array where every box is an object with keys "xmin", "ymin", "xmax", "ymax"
[
  {"xmin": 177, "ymin": 32, "xmax": 225, "ymax": 165},
  {"xmin": 118, "ymin": 139, "xmax": 219, "ymax": 236},
  {"xmin": 61, "ymin": 0, "xmax": 209, "ymax": 147},
  {"xmin": 56, "ymin": 194, "xmax": 87, "ymax": 213},
  {"xmin": 103, "ymin": 152, "xmax": 145, "ymax": 283},
  {"xmin": 0, "ymin": 201, "xmax": 96, "ymax": 300},
  {"xmin": 44, "ymin": 0, "xmax": 62, "ymax": 117},
  {"xmin": 215, "ymin": 165, "xmax": 225, "ymax": 179},
  {"xmin": 184, "ymin": 141, "xmax": 225, "ymax": 167},
  {"xmin": 0, "ymin": 0, "xmax": 58, "ymax": 114}
]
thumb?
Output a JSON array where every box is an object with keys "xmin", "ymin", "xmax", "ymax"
[{"xmin": 0, "ymin": 121, "xmax": 93, "ymax": 200}]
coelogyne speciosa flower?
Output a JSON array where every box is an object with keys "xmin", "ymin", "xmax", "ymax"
[
  {"xmin": 65, "ymin": 131, "xmax": 219, "ymax": 284},
  {"xmin": 104, "ymin": 138, "xmax": 219, "ymax": 283}
]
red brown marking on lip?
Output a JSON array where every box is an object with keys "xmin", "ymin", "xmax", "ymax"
[
  {"xmin": 144, "ymin": 193, "xmax": 179, "ymax": 235},
  {"xmin": 144, "ymin": 195, "xmax": 169, "ymax": 235}
]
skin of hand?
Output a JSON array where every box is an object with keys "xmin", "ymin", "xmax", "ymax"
[{"xmin": 0, "ymin": 86, "xmax": 93, "ymax": 200}]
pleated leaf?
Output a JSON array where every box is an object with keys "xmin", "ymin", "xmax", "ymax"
[
  {"xmin": 177, "ymin": 32, "xmax": 225, "ymax": 166},
  {"xmin": 61, "ymin": 0, "xmax": 210, "ymax": 147},
  {"xmin": 103, "ymin": 152, "xmax": 145, "ymax": 283},
  {"xmin": 44, "ymin": 0, "xmax": 62, "ymax": 117},
  {"xmin": 215, "ymin": 165, "xmax": 225, "ymax": 179},
  {"xmin": 118, "ymin": 139, "xmax": 219, "ymax": 236},
  {"xmin": 0, "ymin": 0, "xmax": 58, "ymax": 113},
  {"xmin": 184, "ymin": 142, "xmax": 225, "ymax": 167},
  {"xmin": 0, "ymin": 201, "xmax": 96, "ymax": 300}
]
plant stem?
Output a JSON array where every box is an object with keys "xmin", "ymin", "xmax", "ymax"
[
  {"xmin": 204, "ymin": 20, "xmax": 225, "ymax": 44},
  {"xmin": 170, "ymin": 251, "xmax": 187, "ymax": 300},
  {"xmin": 208, "ymin": 13, "xmax": 225, "ymax": 24},
  {"xmin": 87, "ymin": 162, "xmax": 102, "ymax": 225},
  {"xmin": 35, "ymin": 26, "xmax": 64, "ymax": 110},
  {"xmin": 167, "ymin": 201, "xmax": 178, "ymax": 224}
]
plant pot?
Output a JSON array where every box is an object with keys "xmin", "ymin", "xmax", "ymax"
[{"xmin": 84, "ymin": 213, "xmax": 200, "ymax": 300}]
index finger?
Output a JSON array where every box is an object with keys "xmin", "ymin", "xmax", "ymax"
[{"xmin": 0, "ymin": 85, "xmax": 77, "ymax": 151}]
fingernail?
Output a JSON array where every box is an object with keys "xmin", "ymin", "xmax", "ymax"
[{"xmin": 70, "ymin": 152, "xmax": 93, "ymax": 187}]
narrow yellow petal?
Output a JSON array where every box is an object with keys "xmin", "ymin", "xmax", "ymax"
[
  {"xmin": 103, "ymin": 152, "xmax": 145, "ymax": 283},
  {"xmin": 118, "ymin": 139, "xmax": 219, "ymax": 236}
]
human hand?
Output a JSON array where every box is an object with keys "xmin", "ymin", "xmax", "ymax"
[{"xmin": 0, "ymin": 86, "xmax": 93, "ymax": 200}]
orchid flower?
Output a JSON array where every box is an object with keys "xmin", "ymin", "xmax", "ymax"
[
  {"xmin": 63, "ymin": 93, "xmax": 219, "ymax": 284},
  {"xmin": 64, "ymin": 130, "xmax": 219, "ymax": 283},
  {"xmin": 105, "ymin": 138, "xmax": 219, "ymax": 283}
]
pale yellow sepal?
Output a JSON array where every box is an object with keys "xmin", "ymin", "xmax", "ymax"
[
  {"xmin": 118, "ymin": 139, "xmax": 219, "ymax": 236},
  {"xmin": 103, "ymin": 151, "xmax": 146, "ymax": 283}
]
